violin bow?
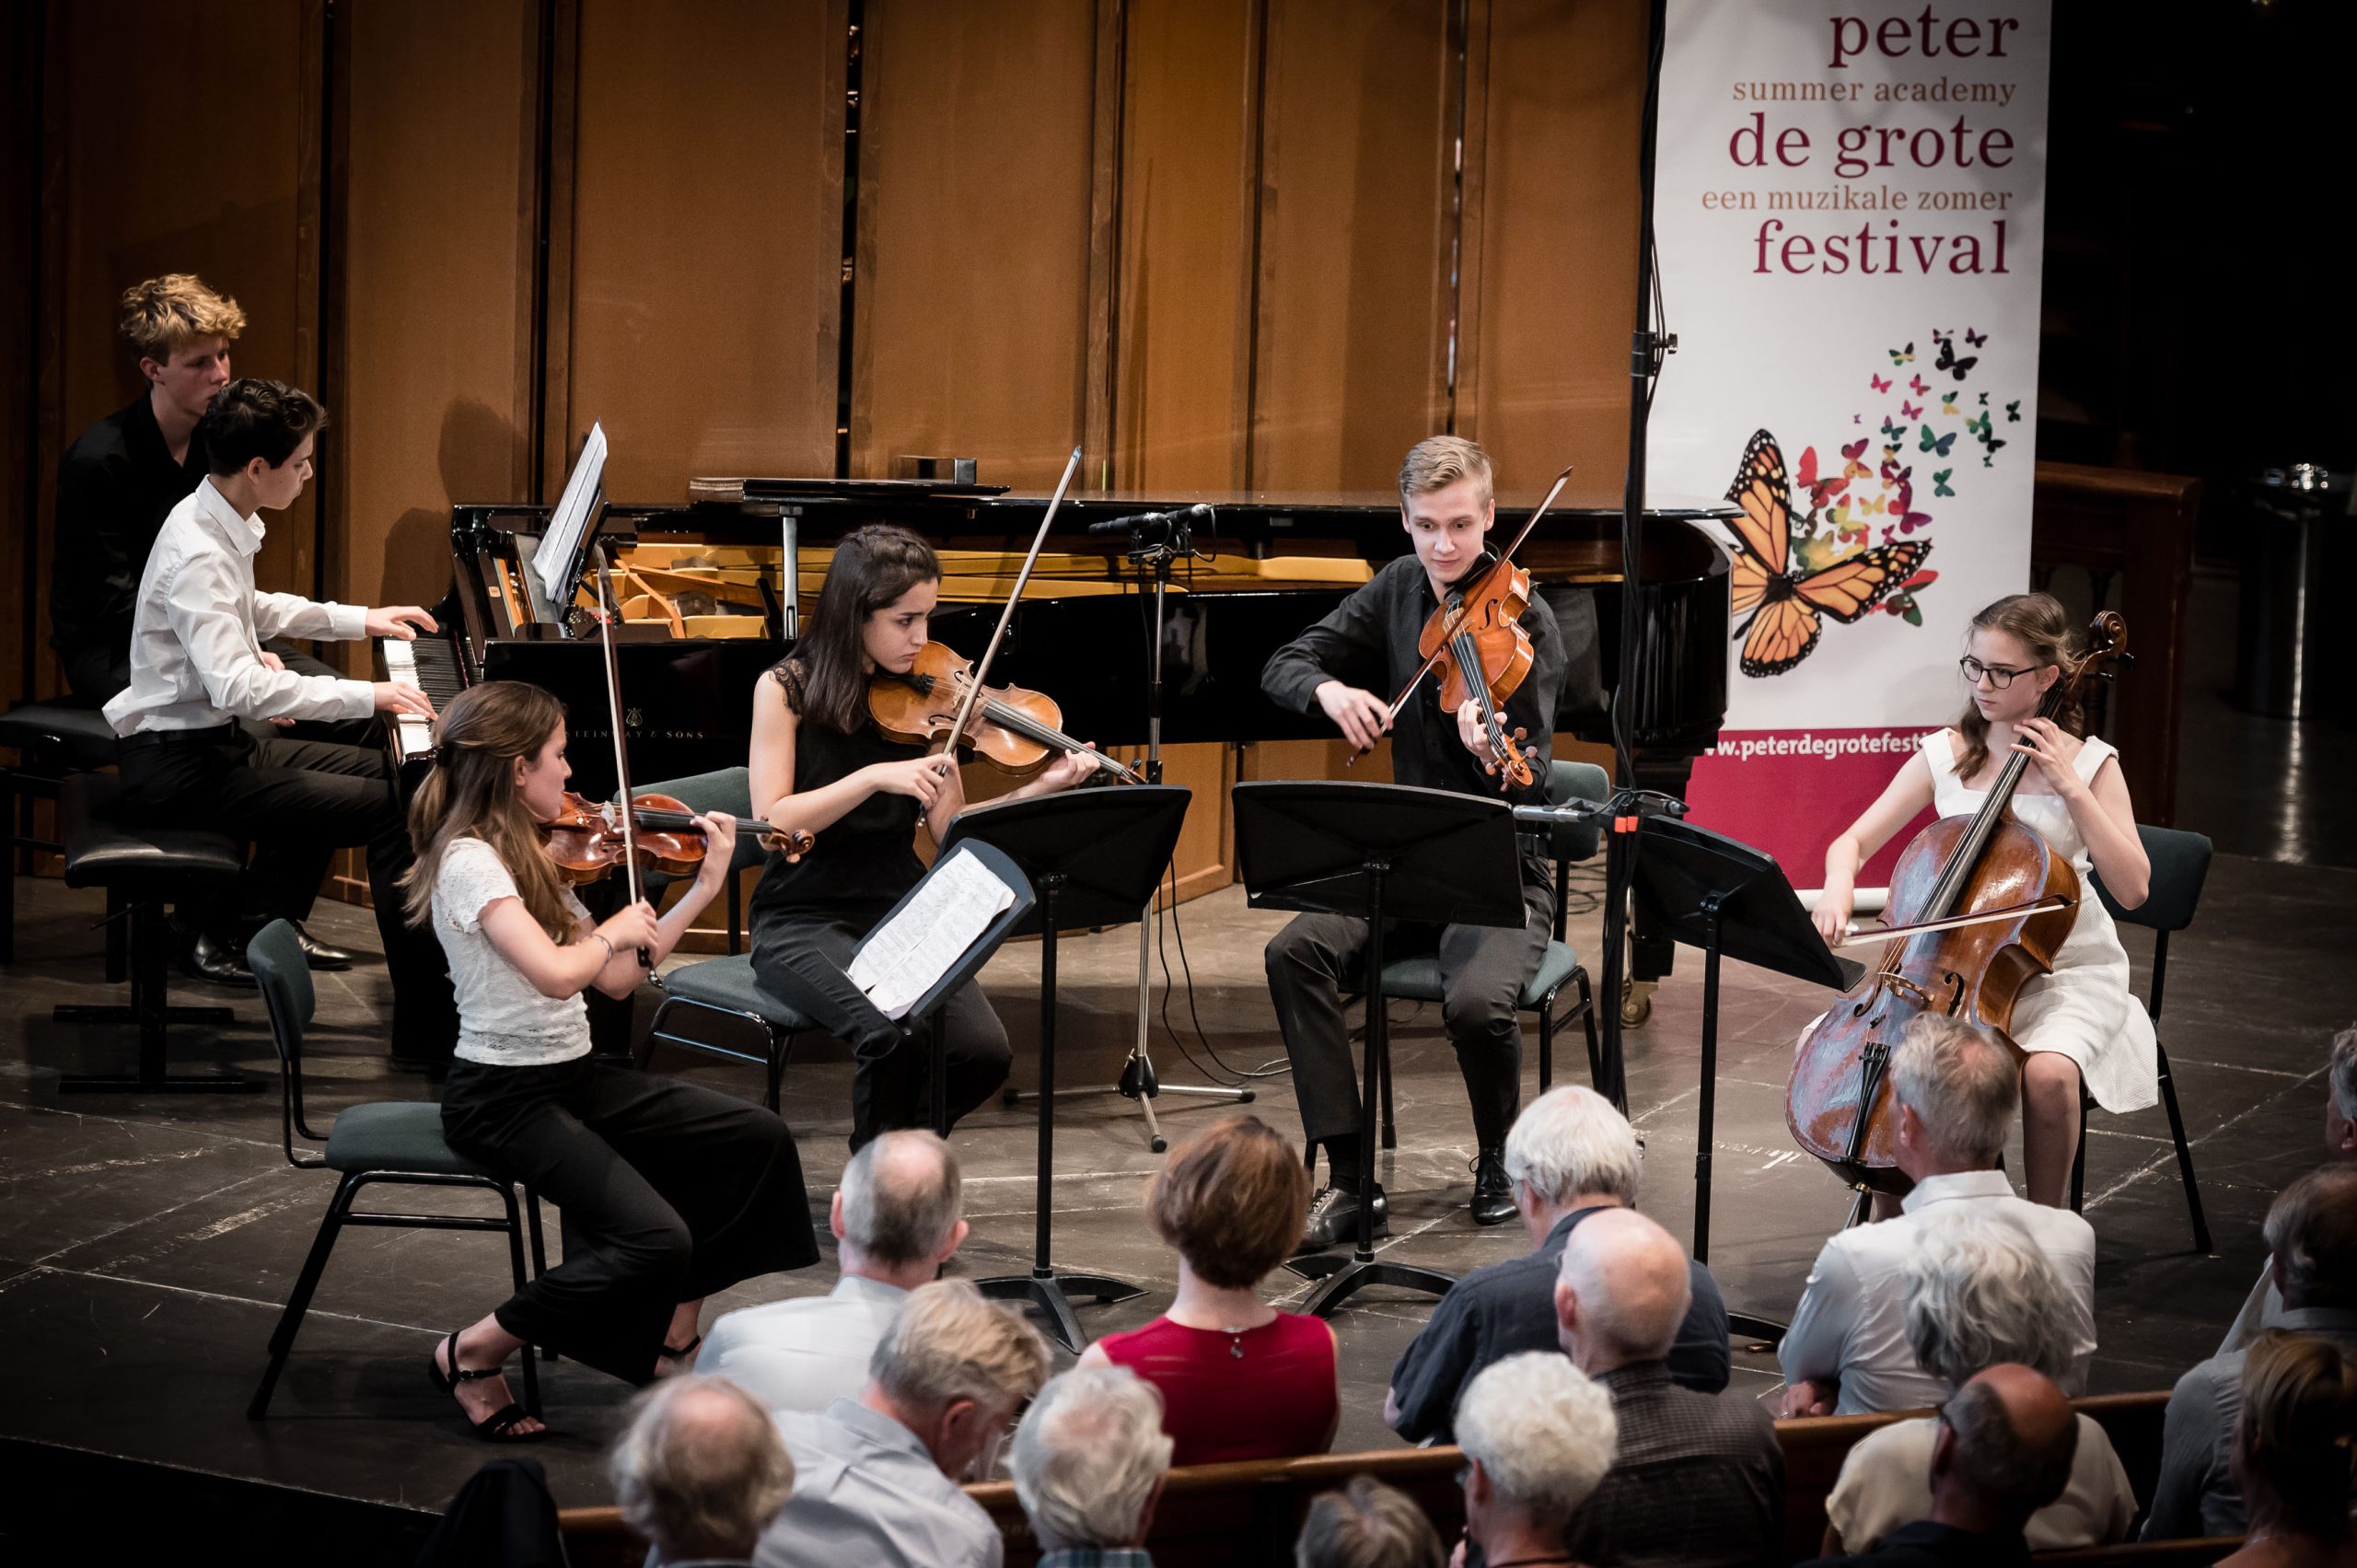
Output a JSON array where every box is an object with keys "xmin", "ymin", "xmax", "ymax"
[
  {"xmin": 1376, "ymin": 464, "xmax": 1575, "ymax": 726},
  {"xmin": 939, "ymin": 446, "xmax": 1084, "ymax": 770},
  {"xmin": 590, "ymin": 547, "xmax": 653, "ymax": 964}
]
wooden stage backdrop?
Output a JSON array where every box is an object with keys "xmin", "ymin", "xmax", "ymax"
[{"xmin": 1, "ymin": 0, "xmax": 1651, "ymax": 709}]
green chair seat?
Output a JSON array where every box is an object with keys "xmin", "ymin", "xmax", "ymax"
[
  {"xmin": 662, "ymin": 953, "xmax": 814, "ymax": 1033},
  {"xmin": 322, "ymin": 1099, "xmax": 497, "ymax": 1178}
]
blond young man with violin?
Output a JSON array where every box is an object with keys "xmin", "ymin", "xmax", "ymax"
[
  {"xmin": 745, "ymin": 523, "xmax": 1095, "ymax": 1150},
  {"xmin": 1260, "ymin": 436, "xmax": 1568, "ymax": 1247}
]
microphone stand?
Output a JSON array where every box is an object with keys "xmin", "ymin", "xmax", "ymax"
[{"xmin": 1009, "ymin": 505, "xmax": 1252, "ymax": 1150}]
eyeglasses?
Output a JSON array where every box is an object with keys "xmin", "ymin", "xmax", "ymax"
[{"xmin": 1958, "ymin": 656, "xmax": 2038, "ymax": 689}]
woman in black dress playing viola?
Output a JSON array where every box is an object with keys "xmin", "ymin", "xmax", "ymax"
[{"xmin": 746, "ymin": 524, "xmax": 1095, "ymax": 1148}]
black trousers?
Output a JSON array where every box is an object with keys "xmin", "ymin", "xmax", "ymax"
[
  {"xmin": 116, "ymin": 726, "xmax": 456, "ymax": 1061},
  {"xmin": 440, "ymin": 1054, "xmax": 818, "ymax": 1385},
  {"xmin": 750, "ymin": 904, "xmax": 1012, "ymax": 1149},
  {"xmin": 1264, "ymin": 865, "xmax": 1553, "ymax": 1156}
]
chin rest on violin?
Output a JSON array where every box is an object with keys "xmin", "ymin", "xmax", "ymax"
[
  {"xmin": 867, "ymin": 640, "xmax": 1142, "ymax": 784},
  {"xmin": 539, "ymin": 791, "xmax": 812, "ymax": 887}
]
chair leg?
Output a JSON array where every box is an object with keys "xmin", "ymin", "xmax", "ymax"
[
  {"xmin": 2070, "ymin": 1090, "xmax": 2089, "ymax": 1214},
  {"xmin": 105, "ymin": 885, "xmax": 128, "ymax": 984},
  {"xmin": 248, "ymin": 1172, "xmax": 360, "ymax": 1419},
  {"xmin": 764, "ymin": 1027, "xmax": 791, "ymax": 1116},
  {"xmin": 1573, "ymin": 969, "xmax": 1615, "ymax": 1113},
  {"xmin": 1538, "ymin": 997, "xmax": 1555, "ymax": 1096},
  {"xmin": 1376, "ymin": 1003, "xmax": 1397, "ymax": 1153},
  {"xmin": 2154, "ymin": 1038, "xmax": 2212, "ymax": 1252},
  {"xmin": 497, "ymin": 1183, "xmax": 542, "ymax": 1417}
]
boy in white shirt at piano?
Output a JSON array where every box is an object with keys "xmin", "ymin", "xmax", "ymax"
[{"xmin": 104, "ymin": 377, "xmax": 459, "ymax": 1070}]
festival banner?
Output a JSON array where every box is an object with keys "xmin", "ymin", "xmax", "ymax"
[{"xmin": 1648, "ymin": 0, "xmax": 2051, "ymax": 888}]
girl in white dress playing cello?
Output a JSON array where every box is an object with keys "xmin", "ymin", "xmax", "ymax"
[{"xmin": 1810, "ymin": 591, "xmax": 2154, "ymax": 1207}]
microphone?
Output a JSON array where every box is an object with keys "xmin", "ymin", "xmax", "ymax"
[{"xmin": 1086, "ymin": 502, "xmax": 1213, "ymax": 538}]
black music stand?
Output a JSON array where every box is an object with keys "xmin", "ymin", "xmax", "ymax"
[
  {"xmin": 1626, "ymin": 816, "xmax": 1863, "ymax": 1341},
  {"xmin": 1233, "ymin": 781, "xmax": 1527, "ymax": 1320},
  {"xmin": 845, "ymin": 841, "xmax": 1039, "ymax": 1137},
  {"xmin": 940, "ymin": 785, "xmax": 1193, "ymax": 1352}
]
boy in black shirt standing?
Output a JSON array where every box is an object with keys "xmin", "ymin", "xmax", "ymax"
[{"xmin": 1260, "ymin": 436, "xmax": 1566, "ymax": 1249}]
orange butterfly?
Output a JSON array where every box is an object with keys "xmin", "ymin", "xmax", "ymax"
[{"xmin": 1724, "ymin": 429, "xmax": 1932, "ymax": 677}]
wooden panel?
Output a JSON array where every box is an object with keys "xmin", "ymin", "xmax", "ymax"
[
  {"xmin": 853, "ymin": 0, "xmax": 1097, "ymax": 491},
  {"xmin": 563, "ymin": 0, "xmax": 840, "ymax": 504},
  {"xmin": 1248, "ymin": 0, "xmax": 1452, "ymax": 491},
  {"xmin": 38, "ymin": 0, "xmax": 317, "ymax": 658},
  {"xmin": 335, "ymin": 0, "xmax": 537, "ymax": 620},
  {"xmin": 1157, "ymin": 740, "xmax": 1236, "ymax": 904},
  {"xmin": 1458, "ymin": 0, "xmax": 1646, "ymax": 500},
  {"xmin": 4, "ymin": 4, "xmax": 41, "ymax": 699},
  {"xmin": 1109, "ymin": 0, "xmax": 1260, "ymax": 493}
]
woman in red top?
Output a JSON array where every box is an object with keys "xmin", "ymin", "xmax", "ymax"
[{"xmin": 1082, "ymin": 1114, "xmax": 1341, "ymax": 1465}]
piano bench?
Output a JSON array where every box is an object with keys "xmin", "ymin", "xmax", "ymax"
[
  {"xmin": 1, "ymin": 700, "xmax": 122, "ymax": 965},
  {"xmin": 52, "ymin": 773, "xmax": 257, "ymax": 1096},
  {"xmin": 645, "ymin": 954, "xmax": 813, "ymax": 1116}
]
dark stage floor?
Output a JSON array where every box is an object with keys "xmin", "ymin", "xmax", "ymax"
[{"xmin": 4, "ymin": 567, "xmax": 2353, "ymax": 1551}]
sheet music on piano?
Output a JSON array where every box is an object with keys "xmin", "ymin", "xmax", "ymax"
[{"xmin": 538, "ymin": 420, "xmax": 609, "ymax": 611}]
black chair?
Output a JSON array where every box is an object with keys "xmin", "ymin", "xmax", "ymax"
[
  {"xmin": 0, "ymin": 700, "xmax": 121, "ymax": 966},
  {"xmin": 1353, "ymin": 760, "xmax": 1612, "ymax": 1156},
  {"xmin": 52, "ymin": 772, "xmax": 251, "ymax": 1093},
  {"xmin": 244, "ymin": 920, "xmax": 547, "ymax": 1420},
  {"xmin": 633, "ymin": 766, "xmax": 815, "ymax": 1112},
  {"xmin": 2071, "ymin": 824, "xmax": 2212, "ymax": 1253}
]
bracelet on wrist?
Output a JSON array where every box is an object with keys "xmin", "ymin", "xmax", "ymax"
[{"xmin": 592, "ymin": 933, "xmax": 616, "ymax": 962}]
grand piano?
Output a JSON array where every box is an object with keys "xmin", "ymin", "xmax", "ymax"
[{"xmin": 403, "ymin": 477, "xmax": 1733, "ymax": 983}]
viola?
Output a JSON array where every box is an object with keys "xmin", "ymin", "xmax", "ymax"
[
  {"xmin": 1784, "ymin": 610, "xmax": 2129, "ymax": 1202},
  {"xmin": 538, "ymin": 791, "xmax": 814, "ymax": 888},
  {"xmin": 867, "ymin": 640, "xmax": 1143, "ymax": 784}
]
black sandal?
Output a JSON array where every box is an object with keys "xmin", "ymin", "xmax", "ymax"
[{"xmin": 429, "ymin": 1331, "xmax": 548, "ymax": 1443}]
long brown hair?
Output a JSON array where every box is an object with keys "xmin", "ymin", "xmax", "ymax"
[
  {"xmin": 772, "ymin": 523, "xmax": 939, "ymax": 733},
  {"xmin": 2237, "ymin": 1330, "xmax": 2357, "ymax": 1539},
  {"xmin": 398, "ymin": 680, "xmax": 577, "ymax": 941},
  {"xmin": 1954, "ymin": 592, "xmax": 2084, "ymax": 784}
]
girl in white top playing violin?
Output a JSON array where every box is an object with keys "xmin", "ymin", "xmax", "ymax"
[{"xmin": 1810, "ymin": 592, "xmax": 2155, "ymax": 1207}]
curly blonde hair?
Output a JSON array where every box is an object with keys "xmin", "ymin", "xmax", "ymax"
[{"xmin": 119, "ymin": 273, "xmax": 246, "ymax": 364}]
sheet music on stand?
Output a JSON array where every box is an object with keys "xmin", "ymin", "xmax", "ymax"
[
  {"xmin": 847, "ymin": 846, "xmax": 1017, "ymax": 1019},
  {"xmin": 536, "ymin": 420, "xmax": 610, "ymax": 610}
]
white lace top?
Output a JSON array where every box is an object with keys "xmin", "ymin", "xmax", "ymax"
[{"xmin": 432, "ymin": 835, "xmax": 594, "ymax": 1068}]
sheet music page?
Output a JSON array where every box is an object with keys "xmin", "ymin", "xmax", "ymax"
[
  {"xmin": 847, "ymin": 848, "xmax": 1017, "ymax": 1020},
  {"xmin": 538, "ymin": 420, "xmax": 609, "ymax": 608}
]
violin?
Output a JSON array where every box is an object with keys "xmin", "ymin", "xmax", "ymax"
[
  {"xmin": 1351, "ymin": 466, "xmax": 1573, "ymax": 793},
  {"xmin": 867, "ymin": 639, "xmax": 1143, "ymax": 784},
  {"xmin": 1784, "ymin": 611, "xmax": 2130, "ymax": 1202},
  {"xmin": 538, "ymin": 791, "xmax": 814, "ymax": 888}
]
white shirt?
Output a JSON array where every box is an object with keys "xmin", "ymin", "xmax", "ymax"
[
  {"xmin": 698, "ymin": 1273, "xmax": 910, "ymax": 1417},
  {"xmin": 1829, "ymin": 1412, "xmax": 2135, "ymax": 1551},
  {"xmin": 102, "ymin": 477, "xmax": 373, "ymax": 736},
  {"xmin": 1777, "ymin": 1169, "xmax": 2098, "ymax": 1415},
  {"xmin": 756, "ymin": 1398, "xmax": 1000, "ymax": 1568},
  {"xmin": 432, "ymin": 837, "xmax": 593, "ymax": 1068}
]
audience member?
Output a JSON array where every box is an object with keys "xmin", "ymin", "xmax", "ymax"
[
  {"xmin": 2148, "ymin": 1165, "xmax": 2357, "ymax": 1539},
  {"xmin": 1387, "ymin": 1086, "xmax": 1730, "ymax": 1444},
  {"xmin": 1554, "ymin": 1207, "xmax": 1782, "ymax": 1568},
  {"xmin": 1295, "ymin": 1476, "xmax": 1446, "ymax": 1568},
  {"xmin": 1803, "ymin": 1365, "xmax": 2081, "ymax": 1568},
  {"xmin": 702, "ymin": 1130, "xmax": 967, "ymax": 1413},
  {"xmin": 1011, "ymin": 1366, "xmax": 1174, "ymax": 1568},
  {"xmin": 2215, "ymin": 1331, "xmax": 2357, "ymax": 1568},
  {"xmin": 2220, "ymin": 1021, "xmax": 2357, "ymax": 1354},
  {"xmin": 1455, "ymin": 1351, "xmax": 1618, "ymax": 1568},
  {"xmin": 612, "ymin": 1376, "xmax": 795, "ymax": 1567},
  {"xmin": 1781, "ymin": 1016, "xmax": 2096, "ymax": 1416},
  {"xmin": 1081, "ymin": 1115, "xmax": 1340, "ymax": 1464},
  {"xmin": 755, "ymin": 1279, "xmax": 1050, "ymax": 1568},
  {"xmin": 1823, "ymin": 1212, "xmax": 2132, "ymax": 1553}
]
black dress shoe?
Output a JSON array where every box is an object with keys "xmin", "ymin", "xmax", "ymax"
[
  {"xmin": 180, "ymin": 931, "xmax": 257, "ymax": 989},
  {"xmin": 285, "ymin": 919, "xmax": 358, "ymax": 970},
  {"xmin": 1296, "ymin": 1182, "xmax": 1389, "ymax": 1253},
  {"xmin": 1471, "ymin": 1145, "xmax": 1516, "ymax": 1226}
]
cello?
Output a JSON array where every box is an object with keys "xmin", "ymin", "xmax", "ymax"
[{"xmin": 1785, "ymin": 610, "xmax": 2129, "ymax": 1204}]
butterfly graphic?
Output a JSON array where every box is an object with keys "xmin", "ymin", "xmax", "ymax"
[
  {"xmin": 1840, "ymin": 436, "xmax": 1873, "ymax": 481},
  {"xmin": 1939, "ymin": 392, "xmax": 1959, "ymax": 415},
  {"xmin": 1889, "ymin": 342, "xmax": 1916, "ymax": 366},
  {"xmin": 1933, "ymin": 335, "xmax": 1978, "ymax": 381},
  {"xmin": 1920, "ymin": 427, "xmax": 1957, "ymax": 457},
  {"xmin": 1881, "ymin": 417, "xmax": 1908, "ymax": 442},
  {"xmin": 1965, "ymin": 327, "xmax": 1987, "ymax": 347},
  {"xmin": 1909, "ymin": 375, "xmax": 1929, "ymax": 398},
  {"xmin": 1933, "ymin": 468, "xmax": 1955, "ymax": 497},
  {"xmin": 1901, "ymin": 401, "xmax": 1922, "ymax": 420},
  {"xmin": 1870, "ymin": 374, "xmax": 1892, "ymax": 393},
  {"xmin": 1977, "ymin": 392, "xmax": 1990, "ymax": 406},
  {"xmin": 1722, "ymin": 430, "xmax": 1933, "ymax": 677},
  {"xmin": 2006, "ymin": 400, "xmax": 2022, "ymax": 423},
  {"xmin": 1795, "ymin": 445, "xmax": 1852, "ymax": 509},
  {"xmin": 1965, "ymin": 411, "xmax": 1992, "ymax": 439}
]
